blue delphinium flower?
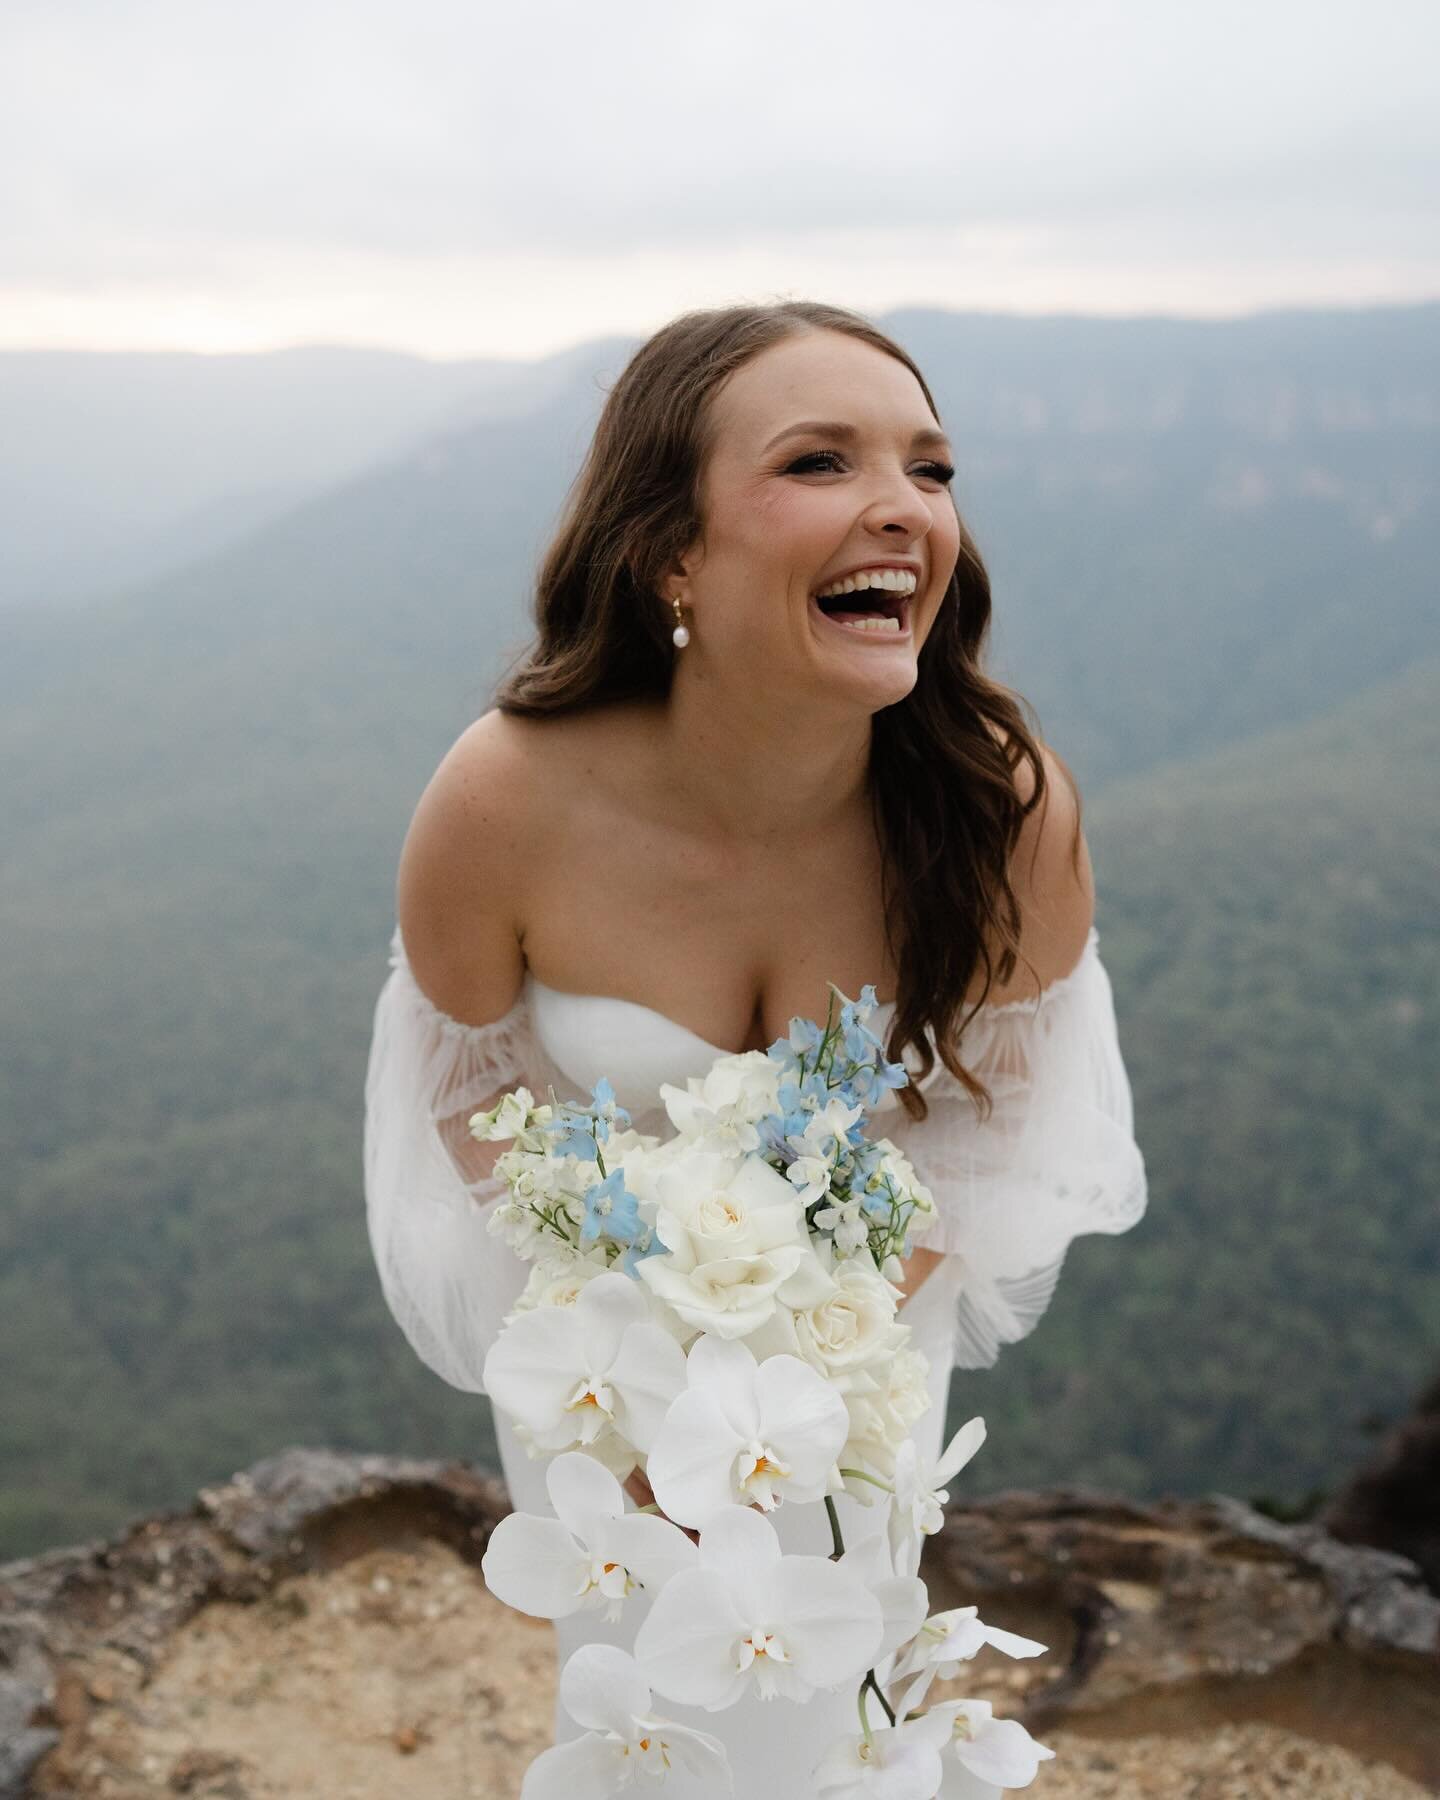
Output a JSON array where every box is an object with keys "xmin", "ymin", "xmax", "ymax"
[
  {"xmin": 619, "ymin": 1221, "xmax": 667, "ymax": 1278},
  {"xmin": 579, "ymin": 1166, "xmax": 642, "ymax": 1248},
  {"xmin": 542, "ymin": 1078, "xmax": 632, "ymax": 1159},
  {"xmin": 588, "ymin": 1075, "xmax": 631, "ymax": 1136},
  {"xmin": 543, "ymin": 1103, "xmax": 602, "ymax": 1161}
]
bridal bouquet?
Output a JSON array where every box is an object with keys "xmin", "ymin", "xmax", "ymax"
[{"xmin": 472, "ymin": 981, "xmax": 1056, "ymax": 1798}]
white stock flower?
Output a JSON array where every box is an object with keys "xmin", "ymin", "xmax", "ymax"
[
  {"xmin": 873, "ymin": 1138, "xmax": 937, "ymax": 1230},
  {"xmin": 647, "ymin": 1334, "xmax": 849, "ymax": 1524},
  {"xmin": 521, "ymin": 1645, "xmax": 732, "ymax": 1798},
  {"xmin": 470, "ymin": 1086, "xmax": 551, "ymax": 1143},
  {"xmin": 486, "ymin": 1196, "xmax": 555, "ymax": 1260},
  {"xmin": 931, "ymin": 1700, "xmax": 1055, "ymax": 1794},
  {"xmin": 635, "ymin": 1504, "xmax": 883, "ymax": 1711},
  {"xmin": 812, "ymin": 1705, "xmax": 956, "ymax": 1799},
  {"xmin": 483, "ymin": 1272, "xmax": 686, "ymax": 1459},
  {"xmin": 815, "ymin": 1194, "xmax": 871, "ymax": 1256},
  {"xmin": 482, "ymin": 1451, "xmax": 697, "ymax": 1624},
  {"xmin": 787, "ymin": 1151, "xmax": 835, "ymax": 1207},
  {"xmin": 659, "ymin": 1050, "xmax": 783, "ymax": 1149},
  {"xmin": 636, "ymin": 1148, "xmax": 833, "ymax": 1339},
  {"xmin": 889, "ymin": 1418, "xmax": 986, "ymax": 1576},
  {"xmin": 794, "ymin": 1096, "xmax": 867, "ymax": 1155}
]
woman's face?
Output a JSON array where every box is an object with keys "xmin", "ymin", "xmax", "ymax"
[{"xmin": 675, "ymin": 329, "xmax": 961, "ymax": 710}]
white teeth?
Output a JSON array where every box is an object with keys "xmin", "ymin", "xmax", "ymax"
[
  {"xmin": 833, "ymin": 614, "xmax": 902, "ymax": 633},
  {"xmin": 814, "ymin": 568, "xmax": 918, "ymax": 600}
]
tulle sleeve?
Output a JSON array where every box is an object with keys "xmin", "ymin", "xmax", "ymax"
[
  {"xmin": 362, "ymin": 924, "xmax": 537, "ymax": 1395},
  {"xmin": 880, "ymin": 925, "xmax": 1148, "ymax": 1370}
]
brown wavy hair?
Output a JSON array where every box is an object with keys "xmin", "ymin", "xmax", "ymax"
[{"xmin": 492, "ymin": 300, "xmax": 1063, "ymax": 1123}]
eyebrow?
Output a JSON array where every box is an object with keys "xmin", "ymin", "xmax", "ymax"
[{"xmin": 762, "ymin": 418, "xmax": 953, "ymax": 455}]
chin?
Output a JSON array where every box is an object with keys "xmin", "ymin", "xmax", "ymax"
[{"xmin": 815, "ymin": 650, "xmax": 919, "ymax": 713}]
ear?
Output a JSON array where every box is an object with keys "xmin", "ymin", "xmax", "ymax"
[{"xmin": 664, "ymin": 534, "xmax": 706, "ymax": 593}]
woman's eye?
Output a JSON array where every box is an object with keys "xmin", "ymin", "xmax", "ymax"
[{"xmin": 785, "ymin": 451, "xmax": 956, "ymax": 485}]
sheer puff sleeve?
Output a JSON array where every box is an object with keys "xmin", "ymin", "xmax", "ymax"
[
  {"xmin": 363, "ymin": 924, "xmax": 536, "ymax": 1395},
  {"xmin": 878, "ymin": 926, "xmax": 1148, "ymax": 1371}
]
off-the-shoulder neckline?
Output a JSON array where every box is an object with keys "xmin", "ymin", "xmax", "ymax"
[{"xmin": 390, "ymin": 923, "xmax": 1101, "ymax": 1048}]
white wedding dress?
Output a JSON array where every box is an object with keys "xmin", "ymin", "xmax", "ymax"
[{"xmin": 363, "ymin": 923, "xmax": 1147, "ymax": 1795}]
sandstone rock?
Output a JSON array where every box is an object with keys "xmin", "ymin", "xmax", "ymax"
[{"xmin": 1, "ymin": 1450, "xmax": 1436, "ymax": 1797}]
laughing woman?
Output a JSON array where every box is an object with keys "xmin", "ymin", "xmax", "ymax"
[{"xmin": 363, "ymin": 300, "xmax": 1148, "ymax": 1793}]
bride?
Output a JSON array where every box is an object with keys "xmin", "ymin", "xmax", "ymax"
[{"xmin": 364, "ymin": 300, "xmax": 1147, "ymax": 1794}]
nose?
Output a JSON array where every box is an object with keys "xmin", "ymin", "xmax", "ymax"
[{"xmin": 862, "ymin": 464, "xmax": 934, "ymax": 541}]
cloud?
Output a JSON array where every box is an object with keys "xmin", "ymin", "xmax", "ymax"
[{"xmin": 2, "ymin": 0, "xmax": 1437, "ymax": 280}]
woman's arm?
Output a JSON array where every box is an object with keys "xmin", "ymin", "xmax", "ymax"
[{"xmin": 895, "ymin": 1245, "xmax": 946, "ymax": 1308}]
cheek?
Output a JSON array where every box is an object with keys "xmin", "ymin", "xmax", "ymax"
[{"xmin": 745, "ymin": 480, "xmax": 847, "ymax": 560}]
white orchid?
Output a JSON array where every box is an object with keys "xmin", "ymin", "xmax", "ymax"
[
  {"xmin": 835, "ymin": 1527, "xmax": 929, "ymax": 1671},
  {"xmin": 812, "ymin": 1704, "xmax": 957, "ymax": 1799},
  {"xmin": 481, "ymin": 1451, "xmax": 697, "ymax": 1623},
  {"xmin": 636, "ymin": 1148, "xmax": 834, "ymax": 1339},
  {"xmin": 646, "ymin": 1334, "xmax": 849, "ymax": 1524},
  {"xmin": 893, "ymin": 1605, "xmax": 1048, "ymax": 1687},
  {"xmin": 521, "ymin": 1644, "xmax": 732, "ymax": 1798},
  {"xmin": 931, "ymin": 1700, "xmax": 1055, "ymax": 1794},
  {"xmin": 483, "ymin": 1272, "xmax": 686, "ymax": 1461},
  {"xmin": 889, "ymin": 1417, "xmax": 986, "ymax": 1576},
  {"xmin": 635, "ymin": 1504, "xmax": 883, "ymax": 1710}
]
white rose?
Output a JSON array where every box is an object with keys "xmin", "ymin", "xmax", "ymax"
[
  {"xmin": 636, "ymin": 1148, "xmax": 832, "ymax": 1340},
  {"xmin": 792, "ymin": 1262, "xmax": 907, "ymax": 1387},
  {"xmin": 658, "ymin": 1051, "xmax": 783, "ymax": 1148},
  {"xmin": 841, "ymin": 1344, "xmax": 933, "ymax": 1489},
  {"xmin": 598, "ymin": 1125, "xmax": 661, "ymax": 1161},
  {"xmin": 508, "ymin": 1255, "xmax": 607, "ymax": 1316}
]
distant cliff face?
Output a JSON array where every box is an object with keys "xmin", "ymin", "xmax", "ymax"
[
  {"xmin": 1, "ymin": 1448, "xmax": 1436, "ymax": 1799},
  {"xmin": 1324, "ymin": 1366, "xmax": 1440, "ymax": 1594}
]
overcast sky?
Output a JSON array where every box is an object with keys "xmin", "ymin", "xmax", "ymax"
[{"xmin": 3, "ymin": 0, "xmax": 1436, "ymax": 359}]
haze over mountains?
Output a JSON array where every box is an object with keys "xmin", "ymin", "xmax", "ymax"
[
  {"xmin": 0, "ymin": 337, "xmax": 627, "ymax": 613},
  {"xmin": 1, "ymin": 302, "xmax": 1435, "ymax": 1558}
]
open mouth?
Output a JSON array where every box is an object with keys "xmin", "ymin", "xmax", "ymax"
[{"xmin": 810, "ymin": 586, "xmax": 912, "ymax": 637}]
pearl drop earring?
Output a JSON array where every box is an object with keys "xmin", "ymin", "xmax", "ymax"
[{"xmin": 671, "ymin": 593, "xmax": 690, "ymax": 648}]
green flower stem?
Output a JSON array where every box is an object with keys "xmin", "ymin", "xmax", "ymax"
[
  {"xmin": 824, "ymin": 1494, "xmax": 845, "ymax": 1559},
  {"xmin": 863, "ymin": 1669, "xmax": 896, "ymax": 1727},
  {"xmin": 838, "ymin": 1466, "xmax": 895, "ymax": 1495},
  {"xmin": 857, "ymin": 1681, "xmax": 873, "ymax": 1748}
]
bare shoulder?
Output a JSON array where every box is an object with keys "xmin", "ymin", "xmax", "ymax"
[
  {"xmin": 395, "ymin": 708, "xmax": 562, "ymax": 1026},
  {"xmin": 981, "ymin": 730, "xmax": 1096, "ymax": 1005}
]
